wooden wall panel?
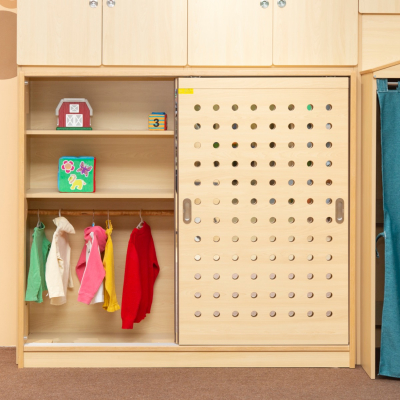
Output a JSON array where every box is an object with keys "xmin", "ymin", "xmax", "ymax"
[{"xmin": 360, "ymin": 0, "xmax": 400, "ymax": 14}]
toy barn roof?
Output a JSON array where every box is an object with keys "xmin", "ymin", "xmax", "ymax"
[{"xmin": 55, "ymin": 98, "xmax": 93, "ymax": 116}]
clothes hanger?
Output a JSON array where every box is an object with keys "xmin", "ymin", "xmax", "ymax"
[
  {"xmin": 36, "ymin": 209, "xmax": 41, "ymax": 228},
  {"xmin": 59, "ymin": 209, "xmax": 62, "ymax": 217},
  {"xmin": 107, "ymin": 210, "xmax": 110, "ymax": 230},
  {"xmin": 92, "ymin": 209, "xmax": 95, "ymax": 227},
  {"xmin": 136, "ymin": 209, "xmax": 144, "ymax": 229}
]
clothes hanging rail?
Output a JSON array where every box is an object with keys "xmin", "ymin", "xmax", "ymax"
[
  {"xmin": 388, "ymin": 82, "xmax": 398, "ymax": 87},
  {"xmin": 28, "ymin": 209, "xmax": 174, "ymax": 217}
]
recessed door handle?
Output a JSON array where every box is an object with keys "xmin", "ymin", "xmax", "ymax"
[
  {"xmin": 335, "ymin": 198, "xmax": 344, "ymax": 224},
  {"xmin": 183, "ymin": 198, "xmax": 192, "ymax": 224}
]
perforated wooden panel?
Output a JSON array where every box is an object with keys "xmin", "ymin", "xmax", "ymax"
[{"xmin": 177, "ymin": 78, "xmax": 349, "ymax": 345}]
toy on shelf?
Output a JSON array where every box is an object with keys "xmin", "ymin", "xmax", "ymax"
[
  {"xmin": 56, "ymin": 98, "xmax": 93, "ymax": 130},
  {"xmin": 148, "ymin": 112, "xmax": 167, "ymax": 131},
  {"xmin": 58, "ymin": 157, "xmax": 96, "ymax": 193}
]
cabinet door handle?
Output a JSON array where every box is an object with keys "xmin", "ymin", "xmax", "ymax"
[
  {"xmin": 277, "ymin": 0, "xmax": 286, "ymax": 8},
  {"xmin": 89, "ymin": 0, "xmax": 98, "ymax": 8},
  {"xmin": 107, "ymin": 0, "xmax": 116, "ymax": 7},
  {"xmin": 183, "ymin": 199, "xmax": 192, "ymax": 224},
  {"xmin": 335, "ymin": 198, "xmax": 344, "ymax": 224},
  {"xmin": 260, "ymin": 1, "xmax": 269, "ymax": 8}
]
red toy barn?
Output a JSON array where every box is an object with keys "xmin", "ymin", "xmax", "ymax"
[{"xmin": 56, "ymin": 98, "xmax": 93, "ymax": 130}]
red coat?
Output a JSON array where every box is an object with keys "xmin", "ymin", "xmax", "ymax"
[{"xmin": 121, "ymin": 222, "xmax": 160, "ymax": 329}]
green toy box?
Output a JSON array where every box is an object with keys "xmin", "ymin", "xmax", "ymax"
[{"xmin": 58, "ymin": 157, "xmax": 96, "ymax": 193}]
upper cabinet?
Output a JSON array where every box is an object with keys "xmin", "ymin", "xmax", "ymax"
[
  {"xmin": 360, "ymin": 0, "xmax": 400, "ymax": 14},
  {"xmin": 17, "ymin": 0, "xmax": 102, "ymax": 66},
  {"xmin": 103, "ymin": 0, "xmax": 187, "ymax": 66},
  {"xmin": 188, "ymin": 0, "xmax": 273, "ymax": 67},
  {"xmin": 273, "ymin": 0, "xmax": 358, "ymax": 66}
]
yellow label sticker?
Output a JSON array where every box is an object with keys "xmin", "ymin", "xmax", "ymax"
[{"xmin": 178, "ymin": 88, "xmax": 194, "ymax": 94}]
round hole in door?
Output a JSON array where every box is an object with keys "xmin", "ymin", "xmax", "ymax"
[
  {"xmin": 270, "ymin": 104, "xmax": 276, "ymax": 111},
  {"xmin": 326, "ymin": 142, "xmax": 332, "ymax": 149},
  {"xmin": 269, "ymin": 179, "xmax": 276, "ymax": 186},
  {"xmin": 194, "ymin": 105, "xmax": 201, "ymax": 111},
  {"xmin": 326, "ymin": 160, "xmax": 332, "ymax": 167},
  {"xmin": 326, "ymin": 104, "xmax": 332, "ymax": 111},
  {"xmin": 288, "ymin": 123, "xmax": 295, "ymax": 130},
  {"xmin": 269, "ymin": 142, "xmax": 276, "ymax": 148},
  {"xmin": 288, "ymin": 142, "xmax": 295, "ymax": 148},
  {"xmin": 288, "ymin": 179, "xmax": 295, "ymax": 186},
  {"xmin": 288, "ymin": 161, "xmax": 295, "ymax": 167},
  {"xmin": 307, "ymin": 292, "xmax": 314, "ymax": 298},
  {"xmin": 307, "ymin": 235, "xmax": 314, "ymax": 242},
  {"xmin": 213, "ymin": 142, "xmax": 219, "ymax": 148},
  {"xmin": 251, "ymin": 142, "xmax": 257, "ymax": 148},
  {"xmin": 288, "ymin": 236, "xmax": 295, "ymax": 242},
  {"xmin": 232, "ymin": 292, "xmax": 239, "ymax": 298},
  {"xmin": 232, "ymin": 161, "xmax": 239, "ymax": 167},
  {"xmin": 251, "ymin": 311, "xmax": 258, "ymax": 317},
  {"xmin": 326, "ymin": 179, "xmax": 332, "ymax": 186},
  {"xmin": 288, "ymin": 104, "xmax": 295, "ymax": 111},
  {"xmin": 326, "ymin": 311, "xmax": 333, "ymax": 317},
  {"xmin": 232, "ymin": 311, "xmax": 239, "ymax": 317},
  {"xmin": 213, "ymin": 198, "xmax": 220, "ymax": 205},
  {"xmin": 308, "ymin": 254, "xmax": 314, "ymax": 261},
  {"xmin": 214, "ymin": 311, "xmax": 220, "ymax": 317},
  {"xmin": 213, "ymin": 236, "xmax": 220, "ymax": 242},
  {"xmin": 251, "ymin": 198, "xmax": 257, "ymax": 205},
  {"xmin": 270, "ymin": 273, "xmax": 276, "ymax": 279},
  {"xmin": 326, "ymin": 273, "xmax": 333, "ymax": 279},
  {"xmin": 214, "ymin": 217, "xmax": 220, "ymax": 224},
  {"xmin": 307, "ymin": 179, "xmax": 314, "ymax": 186},
  {"xmin": 307, "ymin": 123, "xmax": 314, "ymax": 130},
  {"xmin": 269, "ymin": 123, "xmax": 276, "ymax": 130},
  {"xmin": 307, "ymin": 161, "xmax": 314, "ymax": 167},
  {"xmin": 194, "ymin": 179, "xmax": 201, "ymax": 186},
  {"xmin": 251, "ymin": 104, "xmax": 257, "ymax": 111},
  {"xmin": 194, "ymin": 161, "xmax": 201, "ymax": 167},
  {"xmin": 269, "ymin": 217, "xmax": 276, "ymax": 224},
  {"xmin": 232, "ymin": 254, "xmax": 239, "ymax": 261},
  {"xmin": 269, "ymin": 236, "xmax": 276, "ymax": 242},
  {"xmin": 213, "ymin": 255, "xmax": 220, "ymax": 261},
  {"xmin": 194, "ymin": 292, "xmax": 201, "ymax": 298},
  {"xmin": 194, "ymin": 255, "xmax": 201, "ymax": 261},
  {"xmin": 194, "ymin": 142, "xmax": 201, "ymax": 148},
  {"xmin": 251, "ymin": 161, "xmax": 257, "ymax": 167},
  {"xmin": 288, "ymin": 217, "xmax": 295, "ymax": 223},
  {"xmin": 194, "ymin": 217, "xmax": 201, "ymax": 224},
  {"xmin": 307, "ymin": 198, "xmax": 314, "ymax": 205},
  {"xmin": 326, "ymin": 123, "xmax": 332, "ymax": 130},
  {"xmin": 288, "ymin": 198, "xmax": 295, "ymax": 205},
  {"xmin": 232, "ymin": 142, "xmax": 239, "ymax": 149},
  {"xmin": 194, "ymin": 123, "xmax": 201, "ymax": 130},
  {"xmin": 194, "ymin": 198, "xmax": 201, "ymax": 205},
  {"xmin": 213, "ymin": 123, "xmax": 220, "ymax": 130},
  {"xmin": 307, "ymin": 104, "xmax": 314, "ymax": 111},
  {"xmin": 232, "ymin": 179, "xmax": 239, "ymax": 186},
  {"xmin": 326, "ymin": 198, "xmax": 332, "ymax": 205},
  {"xmin": 251, "ymin": 123, "xmax": 257, "ymax": 130},
  {"xmin": 289, "ymin": 255, "xmax": 295, "ymax": 261},
  {"xmin": 194, "ymin": 273, "xmax": 201, "ymax": 280},
  {"xmin": 270, "ymin": 311, "xmax": 277, "ymax": 317},
  {"xmin": 307, "ymin": 142, "xmax": 313, "ymax": 149},
  {"xmin": 194, "ymin": 236, "xmax": 201, "ymax": 242},
  {"xmin": 270, "ymin": 254, "xmax": 276, "ymax": 261},
  {"xmin": 307, "ymin": 217, "xmax": 314, "ymax": 223},
  {"xmin": 213, "ymin": 292, "xmax": 220, "ymax": 298},
  {"xmin": 251, "ymin": 254, "xmax": 257, "ymax": 261},
  {"xmin": 326, "ymin": 236, "xmax": 333, "ymax": 242},
  {"xmin": 232, "ymin": 217, "xmax": 239, "ymax": 224},
  {"xmin": 288, "ymin": 273, "xmax": 295, "ymax": 280},
  {"xmin": 213, "ymin": 104, "xmax": 220, "ymax": 111},
  {"xmin": 270, "ymin": 161, "xmax": 276, "ymax": 167},
  {"xmin": 194, "ymin": 311, "xmax": 201, "ymax": 317},
  {"xmin": 269, "ymin": 198, "xmax": 276, "ymax": 205},
  {"xmin": 232, "ymin": 123, "xmax": 239, "ymax": 130},
  {"xmin": 251, "ymin": 179, "xmax": 257, "ymax": 186},
  {"xmin": 307, "ymin": 273, "xmax": 314, "ymax": 280},
  {"xmin": 326, "ymin": 292, "xmax": 333, "ymax": 298},
  {"xmin": 232, "ymin": 104, "xmax": 239, "ymax": 111},
  {"xmin": 232, "ymin": 236, "xmax": 239, "ymax": 242},
  {"xmin": 251, "ymin": 217, "xmax": 258, "ymax": 224},
  {"xmin": 232, "ymin": 198, "xmax": 239, "ymax": 205},
  {"xmin": 251, "ymin": 292, "xmax": 258, "ymax": 298},
  {"xmin": 251, "ymin": 236, "xmax": 257, "ymax": 242},
  {"xmin": 214, "ymin": 161, "xmax": 220, "ymax": 167},
  {"xmin": 213, "ymin": 180, "xmax": 220, "ymax": 186},
  {"xmin": 326, "ymin": 217, "xmax": 332, "ymax": 223}
]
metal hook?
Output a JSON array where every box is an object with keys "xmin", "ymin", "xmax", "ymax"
[
  {"xmin": 59, "ymin": 209, "xmax": 61, "ymax": 217},
  {"xmin": 92, "ymin": 209, "xmax": 95, "ymax": 227},
  {"xmin": 137, "ymin": 209, "xmax": 144, "ymax": 229},
  {"xmin": 37, "ymin": 209, "xmax": 41, "ymax": 228}
]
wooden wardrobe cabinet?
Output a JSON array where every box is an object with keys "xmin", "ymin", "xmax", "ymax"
[
  {"xmin": 359, "ymin": 0, "xmax": 400, "ymax": 14},
  {"xmin": 103, "ymin": 0, "xmax": 187, "ymax": 66},
  {"xmin": 17, "ymin": 0, "xmax": 103, "ymax": 66},
  {"xmin": 273, "ymin": 0, "xmax": 358, "ymax": 66}
]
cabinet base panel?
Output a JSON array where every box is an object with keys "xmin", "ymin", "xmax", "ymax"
[{"xmin": 24, "ymin": 351, "xmax": 350, "ymax": 368}]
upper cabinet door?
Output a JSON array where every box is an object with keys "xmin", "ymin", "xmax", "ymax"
[
  {"xmin": 273, "ymin": 0, "xmax": 358, "ymax": 66},
  {"xmin": 188, "ymin": 0, "xmax": 272, "ymax": 66},
  {"xmin": 103, "ymin": 0, "xmax": 187, "ymax": 66},
  {"xmin": 17, "ymin": 0, "xmax": 102, "ymax": 66},
  {"xmin": 360, "ymin": 0, "xmax": 400, "ymax": 14}
]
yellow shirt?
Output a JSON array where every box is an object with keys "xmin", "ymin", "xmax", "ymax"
[{"xmin": 103, "ymin": 220, "xmax": 120, "ymax": 312}]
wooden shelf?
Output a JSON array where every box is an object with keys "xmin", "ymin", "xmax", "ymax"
[
  {"xmin": 26, "ymin": 188, "xmax": 174, "ymax": 199},
  {"xmin": 26, "ymin": 130, "xmax": 174, "ymax": 138}
]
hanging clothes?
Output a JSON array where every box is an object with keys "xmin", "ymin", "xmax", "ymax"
[
  {"xmin": 25, "ymin": 222, "xmax": 51, "ymax": 303},
  {"xmin": 377, "ymin": 79, "xmax": 400, "ymax": 378},
  {"xmin": 45, "ymin": 217, "xmax": 75, "ymax": 306},
  {"xmin": 121, "ymin": 222, "xmax": 160, "ymax": 329},
  {"xmin": 103, "ymin": 220, "xmax": 120, "ymax": 312},
  {"xmin": 76, "ymin": 226, "xmax": 107, "ymax": 305}
]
